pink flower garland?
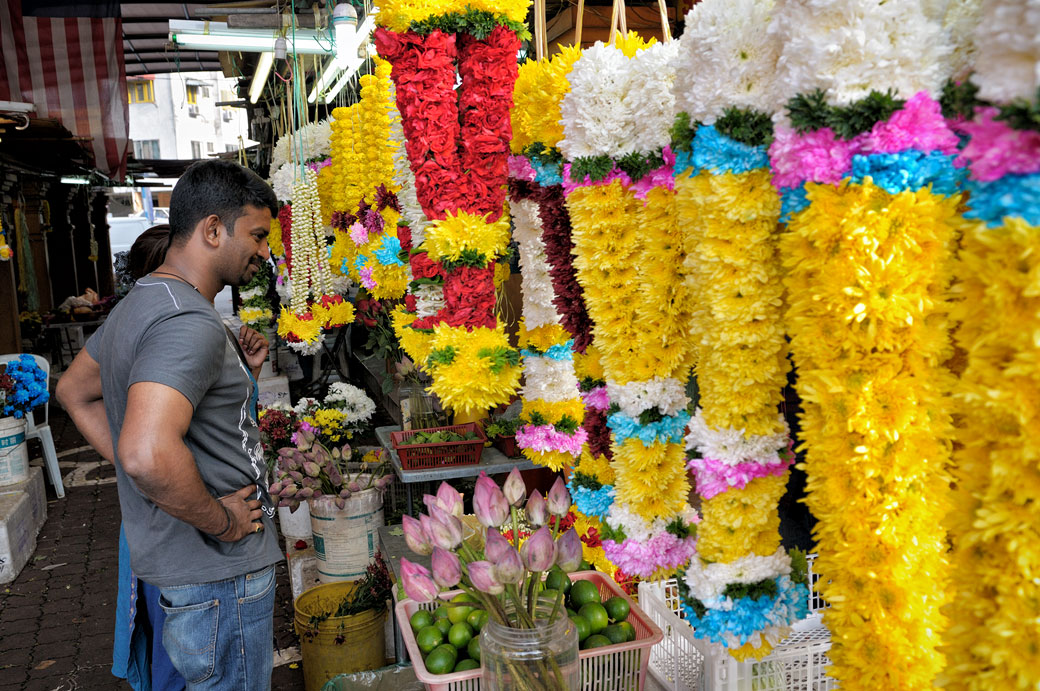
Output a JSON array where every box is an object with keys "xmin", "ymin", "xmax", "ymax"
[
  {"xmin": 359, "ymin": 267, "xmax": 377, "ymax": 290},
  {"xmin": 955, "ymin": 106, "xmax": 1040, "ymax": 182},
  {"xmin": 580, "ymin": 386, "xmax": 610, "ymax": 412},
  {"xmin": 350, "ymin": 222, "xmax": 369, "ymax": 246},
  {"xmin": 561, "ymin": 164, "xmax": 633, "ymax": 196},
  {"xmin": 862, "ymin": 92, "xmax": 960, "ymax": 156},
  {"xmin": 769, "ymin": 126, "xmax": 861, "ymax": 190},
  {"xmin": 602, "ymin": 533, "xmax": 698, "ymax": 579},
  {"xmin": 508, "ymin": 155, "xmax": 538, "ymax": 182},
  {"xmin": 515, "ymin": 424, "xmax": 588, "ymax": 456},
  {"xmin": 688, "ymin": 457, "xmax": 793, "ymax": 501}
]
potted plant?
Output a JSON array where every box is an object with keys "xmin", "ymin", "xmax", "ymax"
[
  {"xmin": 0, "ymin": 355, "xmax": 49, "ymax": 487},
  {"xmin": 485, "ymin": 416, "xmax": 523, "ymax": 458},
  {"xmin": 268, "ymin": 433, "xmax": 393, "ymax": 583},
  {"xmin": 294, "ymin": 552, "xmax": 394, "ymax": 691},
  {"xmin": 399, "ymin": 469, "xmax": 584, "ymax": 690}
]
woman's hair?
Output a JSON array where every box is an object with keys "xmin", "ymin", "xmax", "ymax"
[{"xmin": 128, "ymin": 224, "xmax": 172, "ymax": 279}]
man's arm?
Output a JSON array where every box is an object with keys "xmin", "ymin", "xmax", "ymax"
[
  {"xmin": 117, "ymin": 381, "xmax": 261, "ymax": 541},
  {"xmin": 56, "ymin": 349, "xmax": 114, "ymax": 462}
]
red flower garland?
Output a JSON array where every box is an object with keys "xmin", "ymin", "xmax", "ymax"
[{"xmin": 278, "ymin": 204, "xmax": 294, "ymax": 272}]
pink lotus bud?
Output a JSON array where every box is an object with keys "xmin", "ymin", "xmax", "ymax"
[
  {"xmin": 335, "ymin": 497, "xmax": 346, "ymax": 510},
  {"xmin": 288, "ymin": 470, "xmax": 304, "ymax": 482},
  {"xmin": 502, "ymin": 467, "xmax": 526, "ymax": 507},
  {"xmin": 348, "ymin": 481, "xmax": 362, "ymax": 493},
  {"xmin": 281, "ymin": 485, "xmax": 298, "ymax": 497},
  {"xmin": 340, "ymin": 444, "xmax": 352, "ymax": 459},
  {"xmin": 311, "ymin": 489, "xmax": 323, "ymax": 498},
  {"xmin": 296, "ymin": 487, "xmax": 314, "ymax": 500},
  {"xmin": 436, "ymin": 482, "xmax": 464, "ymax": 517},
  {"xmin": 555, "ymin": 528, "xmax": 583, "ymax": 573},
  {"xmin": 331, "ymin": 446, "xmax": 342, "ymax": 460},
  {"xmin": 427, "ymin": 506, "xmax": 463, "ymax": 550},
  {"xmin": 339, "ymin": 488, "xmax": 352, "ymax": 499},
  {"xmin": 268, "ymin": 481, "xmax": 283, "ymax": 495},
  {"xmin": 422, "ymin": 494, "xmax": 439, "ymax": 513},
  {"xmin": 402, "ymin": 515, "xmax": 433, "ymax": 556},
  {"xmin": 376, "ymin": 475, "xmax": 394, "ymax": 490},
  {"xmin": 312, "ymin": 444, "xmax": 332, "ymax": 465},
  {"xmin": 520, "ymin": 526, "xmax": 555, "ymax": 572},
  {"xmin": 302, "ymin": 476, "xmax": 319, "ymax": 489},
  {"xmin": 297, "ymin": 429, "xmax": 314, "ymax": 450},
  {"xmin": 474, "ymin": 473, "xmax": 509, "ymax": 528},
  {"xmin": 526, "ymin": 490, "xmax": 548, "ymax": 527},
  {"xmin": 484, "ymin": 528, "xmax": 512, "ymax": 564},
  {"xmin": 547, "ymin": 477, "xmax": 571, "ymax": 517},
  {"xmin": 492, "ymin": 545, "xmax": 525, "ymax": 586},
  {"xmin": 327, "ymin": 464, "xmax": 343, "ymax": 487},
  {"xmin": 401, "ymin": 558, "xmax": 439, "ymax": 603},
  {"xmin": 431, "ymin": 547, "xmax": 462, "ymax": 589},
  {"xmin": 469, "ymin": 561, "xmax": 504, "ymax": 595}
]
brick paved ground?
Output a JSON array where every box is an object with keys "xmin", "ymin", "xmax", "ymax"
[{"xmin": 0, "ymin": 401, "xmax": 306, "ymax": 691}]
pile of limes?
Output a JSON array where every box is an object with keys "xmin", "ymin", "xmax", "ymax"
[
  {"xmin": 409, "ymin": 593, "xmax": 488, "ymax": 675},
  {"xmin": 545, "ymin": 568, "xmax": 637, "ymax": 650}
]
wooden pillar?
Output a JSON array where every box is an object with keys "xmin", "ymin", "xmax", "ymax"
[
  {"xmin": 46, "ymin": 185, "xmax": 78, "ymax": 306},
  {"xmin": 22, "ymin": 181, "xmax": 53, "ymax": 312},
  {"xmin": 0, "ymin": 174, "xmax": 23, "ymax": 351},
  {"xmin": 92, "ymin": 191, "xmax": 114, "ymax": 297}
]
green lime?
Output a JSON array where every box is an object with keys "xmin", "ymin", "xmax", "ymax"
[
  {"xmin": 616, "ymin": 621, "xmax": 636, "ymax": 642},
  {"xmin": 434, "ymin": 606, "xmax": 450, "ymax": 620},
  {"xmin": 434, "ymin": 643, "xmax": 458, "ymax": 664},
  {"xmin": 566, "ymin": 608, "xmax": 577, "ymax": 618},
  {"xmin": 410, "ymin": 609, "xmax": 435, "ymax": 632},
  {"xmin": 545, "ymin": 568, "xmax": 572, "ymax": 595},
  {"xmin": 454, "ymin": 659, "xmax": 480, "ymax": 672},
  {"xmin": 466, "ymin": 609, "xmax": 487, "ymax": 633},
  {"xmin": 569, "ymin": 614, "xmax": 591, "ymax": 642},
  {"xmin": 467, "ymin": 635, "xmax": 481, "ymax": 662},
  {"xmin": 579, "ymin": 559, "xmax": 592, "ymax": 571},
  {"xmin": 602, "ymin": 624, "xmax": 628, "ymax": 645},
  {"xmin": 424, "ymin": 646, "xmax": 456, "ymax": 675},
  {"xmin": 604, "ymin": 595, "xmax": 630, "ymax": 623},
  {"xmin": 583, "ymin": 634, "xmax": 612, "ymax": 649},
  {"xmin": 578, "ymin": 602, "xmax": 609, "ymax": 635},
  {"xmin": 448, "ymin": 594, "xmax": 477, "ymax": 624},
  {"xmin": 435, "ymin": 617, "xmax": 452, "ymax": 635},
  {"xmin": 569, "ymin": 580, "xmax": 601, "ymax": 609},
  {"xmin": 416, "ymin": 625, "xmax": 444, "ymax": 655},
  {"xmin": 448, "ymin": 622, "xmax": 474, "ymax": 650}
]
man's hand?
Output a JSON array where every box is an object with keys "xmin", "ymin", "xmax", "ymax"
[
  {"xmin": 238, "ymin": 325, "xmax": 270, "ymax": 376},
  {"xmin": 216, "ymin": 484, "xmax": 264, "ymax": 541}
]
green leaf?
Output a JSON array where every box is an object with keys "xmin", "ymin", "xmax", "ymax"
[
  {"xmin": 552, "ymin": 415, "xmax": 581, "ymax": 435},
  {"xmin": 427, "ymin": 346, "xmax": 457, "ymax": 369},
  {"xmin": 721, "ymin": 577, "xmax": 779, "ymax": 602},
  {"xmin": 786, "ymin": 89, "xmax": 831, "ymax": 134},
  {"xmin": 440, "ymin": 248, "xmax": 490, "ymax": 271},
  {"xmin": 523, "ymin": 142, "xmax": 563, "ymax": 167},
  {"xmin": 409, "ymin": 9, "xmax": 530, "ymax": 41},
  {"xmin": 569, "ymin": 471, "xmax": 603, "ymax": 491},
  {"xmin": 940, "ymin": 78, "xmax": 986, "ymax": 121},
  {"xmin": 638, "ymin": 407, "xmax": 665, "ymax": 426},
  {"xmin": 670, "ymin": 111, "xmax": 696, "ymax": 151},
  {"xmin": 714, "ymin": 107, "xmax": 774, "ymax": 147},
  {"xmin": 569, "ymin": 154, "xmax": 614, "ymax": 183},
  {"xmin": 789, "ymin": 548, "xmax": 809, "ymax": 587},
  {"xmin": 477, "ymin": 346, "xmax": 520, "ymax": 374},
  {"xmin": 826, "ymin": 89, "xmax": 905, "ymax": 140},
  {"xmin": 996, "ymin": 86, "xmax": 1040, "ymax": 133}
]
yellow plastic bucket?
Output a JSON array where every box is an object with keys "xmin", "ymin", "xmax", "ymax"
[{"xmin": 293, "ymin": 581, "xmax": 387, "ymax": 691}]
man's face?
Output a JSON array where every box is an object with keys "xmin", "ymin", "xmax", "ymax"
[{"xmin": 221, "ymin": 205, "xmax": 272, "ymax": 287}]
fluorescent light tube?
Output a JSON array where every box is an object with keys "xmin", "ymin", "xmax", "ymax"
[
  {"xmin": 307, "ymin": 58, "xmax": 343, "ymax": 103},
  {"xmin": 249, "ymin": 52, "xmax": 274, "ymax": 103}
]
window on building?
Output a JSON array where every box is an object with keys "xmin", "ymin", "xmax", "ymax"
[
  {"xmin": 207, "ymin": 142, "xmax": 214, "ymax": 153},
  {"xmin": 191, "ymin": 141, "xmax": 202, "ymax": 158},
  {"xmin": 226, "ymin": 144, "xmax": 238, "ymax": 153},
  {"xmin": 133, "ymin": 140, "xmax": 160, "ymax": 159},
  {"xmin": 127, "ymin": 80, "xmax": 154, "ymax": 104},
  {"xmin": 186, "ymin": 85, "xmax": 199, "ymax": 105}
]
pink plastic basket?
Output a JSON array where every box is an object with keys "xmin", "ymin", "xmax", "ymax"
[{"xmin": 396, "ymin": 571, "xmax": 663, "ymax": 691}]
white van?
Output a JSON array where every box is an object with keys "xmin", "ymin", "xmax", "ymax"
[{"xmin": 108, "ymin": 216, "xmax": 153, "ymax": 265}]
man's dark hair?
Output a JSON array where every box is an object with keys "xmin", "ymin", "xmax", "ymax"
[{"xmin": 168, "ymin": 159, "xmax": 278, "ymax": 245}]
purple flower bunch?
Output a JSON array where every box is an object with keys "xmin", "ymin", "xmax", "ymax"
[{"xmin": 400, "ymin": 468, "xmax": 583, "ymax": 629}]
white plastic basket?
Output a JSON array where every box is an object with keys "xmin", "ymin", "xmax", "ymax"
[{"xmin": 637, "ymin": 555, "xmax": 836, "ymax": 691}]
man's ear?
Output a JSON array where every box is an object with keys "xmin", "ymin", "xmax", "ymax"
[{"xmin": 199, "ymin": 214, "xmax": 222, "ymax": 248}]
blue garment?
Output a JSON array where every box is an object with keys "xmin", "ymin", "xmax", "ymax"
[
  {"xmin": 114, "ymin": 526, "xmax": 186, "ymax": 691},
  {"xmin": 159, "ymin": 565, "xmax": 277, "ymax": 690}
]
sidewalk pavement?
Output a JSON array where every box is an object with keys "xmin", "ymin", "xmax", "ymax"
[{"xmin": 0, "ymin": 403, "xmax": 306, "ymax": 690}]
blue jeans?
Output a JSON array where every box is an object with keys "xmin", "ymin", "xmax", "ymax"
[{"xmin": 158, "ymin": 565, "xmax": 276, "ymax": 690}]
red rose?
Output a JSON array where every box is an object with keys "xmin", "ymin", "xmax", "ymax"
[{"xmin": 405, "ymin": 294, "xmax": 417, "ymax": 312}]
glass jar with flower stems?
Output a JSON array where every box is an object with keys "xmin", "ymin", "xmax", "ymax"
[{"xmin": 400, "ymin": 469, "xmax": 583, "ymax": 690}]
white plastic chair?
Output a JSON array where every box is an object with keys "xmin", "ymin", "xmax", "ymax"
[{"xmin": 0, "ymin": 353, "xmax": 65, "ymax": 498}]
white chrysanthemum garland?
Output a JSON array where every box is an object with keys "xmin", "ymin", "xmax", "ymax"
[
  {"xmin": 275, "ymin": 168, "xmax": 355, "ymax": 355},
  {"xmin": 561, "ymin": 32, "xmax": 698, "ymax": 581},
  {"xmin": 510, "ymin": 197, "xmax": 587, "ymax": 472},
  {"xmin": 970, "ymin": 0, "xmax": 1040, "ymax": 103},
  {"xmin": 238, "ymin": 265, "xmax": 275, "ymax": 333},
  {"xmin": 324, "ymin": 382, "xmax": 377, "ymax": 428},
  {"xmin": 271, "ymin": 119, "xmax": 333, "ymax": 171}
]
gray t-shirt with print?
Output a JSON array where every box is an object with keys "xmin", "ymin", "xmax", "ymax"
[{"xmin": 86, "ymin": 277, "xmax": 282, "ymax": 587}]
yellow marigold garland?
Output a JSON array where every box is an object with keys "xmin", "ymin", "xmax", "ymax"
[
  {"xmin": 782, "ymin": 179, "xmax": 957, "ymax": 689},
  {"xmin": 424, "ymin": 210, "xmax": 511, "ymax": 264},
  {"xmin": 423, "ymin": 323, "xmax": 522, "ymax": 419},
  {"xmin": 375, "ymin": 0, "xmax": 530, "ymax": 34},
  {"xmin": 511, "ymin": 45, "xmax": 582, "ymax": 153}
]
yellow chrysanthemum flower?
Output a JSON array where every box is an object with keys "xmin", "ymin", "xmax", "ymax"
[
  {"xmin": 268, "ymin": 216, "xmax": 284, "ymax": 257},
  {"xmin": 521, "ymin": 398, "xmax": 586, "ymax": 427},
  {"xmin": 511, "ymin": 45, "xmax": 582, "ymax": 153},
  {"xmin": 424, "ymin": 210, "xmax": 511, "ymax": 264},
  {"xmin": 424, "ymin": 324, "xmax": 522, "ymax": 417},
  {"xmin": 517, "ymin": 321, "xmax": 571, "ymax": 352},
  {"xmin": 277, "ymin": 308, "xmax": 322, "ymax": 344}
]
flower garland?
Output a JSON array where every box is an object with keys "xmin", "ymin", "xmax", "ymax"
[
  {"xmin": 769, "ymin": 2, "xmax": 960, "ymax": 685},
  {"xmin": 376, "ymin": 2, "xmax": 524, "ymax": 418},
  {"xmin": 942, "ymin": 4, "xmax": 1040, "ymax": 687},
  {"xmin": 669, "ymin": 0, "xmax": 807, "ymax": 660},
  {"xmin": 276, "ymin": 168, "xmax": 354, "ymax": 355},
  {"xmin": 0, "ymin": 210, "xmax": 11, "ymax": 261},
  {"xmin": 561, "ymin": 33, "xmax": 697, "ymax": 580},
  {"xmin": 238, "ymin": 261, "xmax": 274, "ymax": 333}
]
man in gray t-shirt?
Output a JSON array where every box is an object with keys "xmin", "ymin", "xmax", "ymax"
[{"xmin": 58, "ymin": 160, "xmax": 283, "ymax": 690}]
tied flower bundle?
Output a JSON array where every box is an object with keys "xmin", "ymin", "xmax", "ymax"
[
  {"xmin": 0, "ymin": 354, "xmax": 48, "ymax": 419},
  {"xmin": 561, "ymin": 33, "xmax": 698, "ymax": 580},
  {"xmin": 269, "ymin": 437, "xmax": 393, "ymax": 513},
  {"xmin": 238, "ymin": 260, "xmax": 275, "ymax": 332},
  {"xmin": 768, "ymin": 2, "xmax": 959, "ymax": 687},
  {"xmin": 669, "ymin": 0, "xmax": 805, "ymax": 661},
  {"xmin": 399, "ymin": 469, "xmax": 584, "ymax": 690},
  {"xmin": 942, "ymin": 3, "xmax": 1040, "ymax": 688},
  {"xmin": 376, "ymin": 2, "xmax": 525, "ymax": 419},
  {"xmin": 292, "ymin": 383, "xmax": 378, "ymax": 448},
  {"xmin": 276, "ymin": 168, "xmax": 355, "ymax": 355},
  {"xmin": 329, "ymin": 59, "xmax": 412, "ymax": 301},
  {"xmin": 0, "ymin": 213, "xmax": 11, "ymax": 261}
]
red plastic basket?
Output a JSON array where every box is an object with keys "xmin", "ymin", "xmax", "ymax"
[
  {"xmin": 396, "ymin": 571, "xmax": 663, "ymax": 691},
  {"xmin": 390, "ymin": 423, "xmax": 486, "ymax": 471},
  {"xmin": 492, "ymin": 434, "xmax": 520, "ymax": 458}
]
